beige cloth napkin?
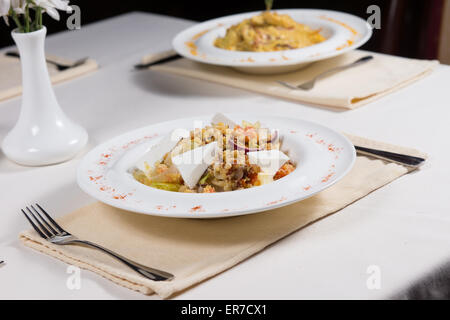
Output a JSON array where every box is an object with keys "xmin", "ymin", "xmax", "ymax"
[
  {"xmin": 0, "ymin": 53, "xmax": 98, "ymax": 103},
  {"xmin": 151, "ymin": 50, "xmax": 438, "ymax": 110},
  {"xmin": 19, "ymin": 135, "xmax": 427, "ymax": 298}
]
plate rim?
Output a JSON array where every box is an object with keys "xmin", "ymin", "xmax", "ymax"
[{"xmin": 77, "ymin": 114, "xmax": 356, "ymax": 219}]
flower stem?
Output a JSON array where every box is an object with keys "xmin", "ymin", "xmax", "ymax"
[
  {"xmin": 25, "ymin": 4, "xmax": 30, "ymax": 32},
  {"xmin": 11, "ymin": 10, "xmax": 23, "ymax": 32},
  {"xmin": 34, "ymin": 7, "xmax": 42, "ymax": 30}
]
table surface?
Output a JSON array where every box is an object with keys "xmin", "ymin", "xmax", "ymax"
[{"xmin": 1, "ymin": 12, "xmax": 449, "ymax": 300}]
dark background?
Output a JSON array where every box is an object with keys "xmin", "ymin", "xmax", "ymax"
[{"xmin": 0, "ymin": 0, "xmax": 445, "ymax": 59}]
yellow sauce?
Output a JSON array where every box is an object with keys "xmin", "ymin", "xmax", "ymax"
[
  {"xmin": 185, "ymin": 41, "xmax": 198, "ymax": 56},
  {"xmin": 214, "ymin": 11, "xmax": 326, "ymax": 52}
]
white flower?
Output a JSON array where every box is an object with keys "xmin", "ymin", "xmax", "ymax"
[
  {"xmin": 0, "ymin": 0, "xmax": 72, "ymax": 27},
  {"xmin": 11, "ymin": 0, "xmax": 26, "ymax": 14},
  {"xmin": 0, "ymin": 0, "xmax": 11, "ymax": 16},
  {"xmin": 0, "ymin": 0, "xmax": 10, "ymax": 25},
  {"xmin": 49, "ymin": 0, "xmax": 72, "ymax": 12},
  {"xmin": 33, "ymin": 0, "xmax": 72, "ymax": 21}
]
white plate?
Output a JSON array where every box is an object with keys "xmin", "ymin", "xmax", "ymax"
[
  {"xmin": 173, "ymin": 9, "xmax": 372, "ymax": 74},
  {"xmin": 77, "ymin": 114, "xmax": 356, "ymax": 219}
]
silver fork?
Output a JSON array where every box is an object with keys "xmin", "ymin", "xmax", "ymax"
[
  {"xmin": 5, "ymin": 51, "xmax": 89, "ymax": 71},
  {"xmin": 277, "ymin": 55, "xmax": 374, "ymax": 90},
  {"xmin": 21, "ymin": 204, "xmax": 174, "ymax": 281}
]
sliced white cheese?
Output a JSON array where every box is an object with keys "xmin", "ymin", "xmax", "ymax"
[
  {"xmin": 171, "ymin": 142, "xmax": 218, "ymax": 189},
  {"xmin": 211, "ymin": 113, "xmax": 236, "ymax": 128},
  {"xmin": 247, "ymin": 149, "xmax": 289, "ymax": 176},
  {"xmin": 135, "ymin": 129, "xmax": 189, "ymax": 173}
]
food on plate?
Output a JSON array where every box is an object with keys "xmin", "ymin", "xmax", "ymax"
[
  {"xmin": 171, "ymin": 142, "xmax": 218, "ymax": 189},
  {"xmin": 135, "ymin": 129, "xmax": 189, "ymax": 174},
  {"xmin": 132, "ymin": 114, "xmax": 296, "ymax": 193},
  {"xmin": 214, "ymin": 11, "xmax": 326, "ymax": 52}
]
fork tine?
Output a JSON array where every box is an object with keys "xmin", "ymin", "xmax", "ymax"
[
  {"xmin": 26, "ymin": 207, "xmax": 53, "ymax": 238},
  {"xmin": 35, "ymin": 203, "xmax": 66, "ymax": 233},
  {"xmin": 31, "ymin": 205, "xmax": 58, "ymax": 235},
  {"xmin": 276, "ymin": 80, "xmax": 299, "ymax": 90},
  {"xmin": 21, "ymin": 209, "xmax": 47, "ymax": 239}
]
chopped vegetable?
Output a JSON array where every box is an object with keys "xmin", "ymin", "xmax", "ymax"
[
  {"xmin": 150, "ymin": 182, "xmax": 181, "ymax": 192},
  {"xmin": 274, "ymin": 162, "xmax": 296, "ymax": 180},
  {"xmin": 199, "ymin": 172, "xmax": 211, "ymax": 185}
]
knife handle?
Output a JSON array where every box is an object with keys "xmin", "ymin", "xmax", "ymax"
[
  {"xmin": 355, "ymin": 145, "xmax": 425, "ymax": 168},
  {"xmin": 5, "ymin": 51, "xmax": 20, "ymax": 58}
]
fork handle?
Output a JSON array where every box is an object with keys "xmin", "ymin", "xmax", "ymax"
[
  {"xmin": 5, "ymin": 51, "xmax": 69, "ymax": 69},
  {"xmin": 69, "ymin": 239, "xmax": 174, "ymax": 281},
  {"xmin": 317, "ymin": 55, "xmax": 374, "ymax": 80}
]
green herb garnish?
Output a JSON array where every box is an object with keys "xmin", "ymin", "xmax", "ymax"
[
  {"xmin": 199, "ymin": 172, "xmax": 211, "ymax": 185},
  {"xmin": 265, "ymin": 0, "xmax": 274, "ymax": 11},
  {"xmin": 150, "ymin": 182, "xmax": 181, "ymax": 192}
]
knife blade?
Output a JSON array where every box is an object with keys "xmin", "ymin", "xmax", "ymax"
[{"xmin": 134, "ymin": 52, "xmax": 181, "ymax": 70}]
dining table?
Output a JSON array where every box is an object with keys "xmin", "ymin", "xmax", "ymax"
[{"xmin": 0, "ymin": 11, "xmax": 449, "ymax": 300}]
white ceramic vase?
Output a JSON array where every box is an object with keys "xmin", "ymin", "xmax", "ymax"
[{"xmin": 2, "ymin": 27, "xmax": 88, "ymax": 166}]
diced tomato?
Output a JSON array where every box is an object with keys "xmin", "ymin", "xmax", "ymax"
[
  {"xmin": 234, "ymin": 125, "xmax": 258, "ymax": 141},
  {"xmin": 202, "ymin": 185, "xmax": 215, "ymax": 193},
  {"xmin": 274, "ymin": 162, "xmax": 295, "ymax": 180}
]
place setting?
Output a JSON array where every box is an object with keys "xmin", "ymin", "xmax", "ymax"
[
  {"xmin": 17, "ymin": 110, "xmax": 427, "ymax": 298},
  {"xmin": 0, "ymin": 0, "xmax": 447, "ymax": 303},
  {"xmin": 0, "ymin": 41, "xmax": 97, "ymax": 103},
  {"xmin": 135, "ymin": 2, "xmax": 438, "ymax": 110}
]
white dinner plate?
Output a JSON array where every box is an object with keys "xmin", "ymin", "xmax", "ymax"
[
  {"xmin": 173, "ymin": 9, "xmax": 372, "ymax": 74},
  {"xmin": 77, "ymin": 114, "xmax": 356, "ymax": 218}
]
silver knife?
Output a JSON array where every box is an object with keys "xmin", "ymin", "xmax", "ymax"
[{"xmin": 355, "ymin": 145, "xmax": 425, "ymax": 168}]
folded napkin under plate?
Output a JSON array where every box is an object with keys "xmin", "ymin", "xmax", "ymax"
[
  {"xmin": 0, "ymin": 52, "xmax": 98, "ymax": 103},
  {"xmin": 19, "ymin": 134, "xmax": 427, "ymax": 298},
  {"xmin": 148, "ymin": 50, "xmax": 438, "ymax": 110}
]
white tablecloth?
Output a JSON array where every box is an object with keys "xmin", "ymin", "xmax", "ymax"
[{"xmin": 1, "ymin": 12, "xmax": 449, "ymax": 300}]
